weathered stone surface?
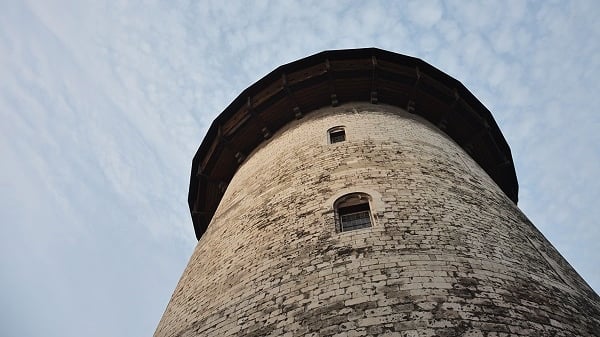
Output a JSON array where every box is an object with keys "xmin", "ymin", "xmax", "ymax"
[{"xmin": 155, "ymin": 104, "xmax": 600, "ymax": 337}]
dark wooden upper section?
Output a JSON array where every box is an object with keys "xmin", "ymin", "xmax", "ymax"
[{"xmin": 189, "ymin": 48, "xmax": 518, "ymax": 240}]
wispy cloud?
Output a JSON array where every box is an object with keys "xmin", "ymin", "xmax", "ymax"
[{"xmin": 1, "ymin": 1, "xmax": 599, "ymax": 336}]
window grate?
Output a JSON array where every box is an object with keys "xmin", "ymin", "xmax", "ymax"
[
  {"xmin": 329, "ymin": 130, "xmax": 346, "ymax": 143},
  {"xmin": 340, "ymin": 210, "xmax": 371, "ymax": 231}
]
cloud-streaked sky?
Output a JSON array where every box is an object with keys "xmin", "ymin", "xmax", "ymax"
[{"xmin": 1, "ymin": 1, "xmax": 598, "ymax": 336}]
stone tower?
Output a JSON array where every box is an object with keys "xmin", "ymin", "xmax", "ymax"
[{"xmin": 155, "ymin": 49, "xmax": 600, "ymax": 336}]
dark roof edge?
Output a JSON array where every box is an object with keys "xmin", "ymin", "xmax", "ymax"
[{"xmin": 189, "ymin": 48, "xmax": 518, "ymax": 240}]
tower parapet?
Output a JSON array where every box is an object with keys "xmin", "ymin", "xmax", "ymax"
[
  {"xmin": 157, "ymin": 49, "xmax": 600, "ymax": 337},
  {"xmin": 189, "ymin": 48, "xmax": 517, "ymax": 240}
]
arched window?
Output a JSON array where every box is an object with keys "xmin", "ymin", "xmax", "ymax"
[
  {"xmin": 328, "ymin": 126, "xmax": 346, "ymax": 144},
  {"xmin": 334, "ymin": 193, "xmax": 372, "ymax": 232}
]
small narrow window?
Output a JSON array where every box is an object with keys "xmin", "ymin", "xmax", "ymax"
[
  {"xmin": 335, "ymin": 193, "xmax": 372, "ymax": 232},
  {"xmin": 328, "ymin": 127, "xmax": 346, "ymax": 144}
]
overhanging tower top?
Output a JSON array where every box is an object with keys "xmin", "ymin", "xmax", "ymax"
[{"xmin": 189, "ymin": 48, "xmax": 518, "ymax": 240}]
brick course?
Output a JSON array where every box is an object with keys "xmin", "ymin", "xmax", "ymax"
[{"xmin": 155, "ymin": 103, "xmax": 600, "ymax": 337}]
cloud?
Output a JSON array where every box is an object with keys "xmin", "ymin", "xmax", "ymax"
[
  {"xmin": 1, "ymin": 1, "xmax": 599, "ymax": 336},
  {"xmin": 406, "ymin": 0, "xmax": 444, "ymax": 28}
]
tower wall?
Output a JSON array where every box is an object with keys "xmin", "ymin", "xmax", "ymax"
[{"xmin": 155, "ymin": 103, "xmax": 600, "ymax": 337}]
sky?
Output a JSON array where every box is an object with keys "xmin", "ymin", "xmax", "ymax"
[{"xmin": 1, "ymin": 1, "xmax": 599, "ymax": 336}]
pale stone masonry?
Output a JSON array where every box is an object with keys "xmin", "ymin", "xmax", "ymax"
[
  {"xmin": 156, "ymin": 104, "xmax": 600, "ymax": 336},
  {"xmin": 155, "ymin": 49, "xmax": 600, "ymax": 336}
]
